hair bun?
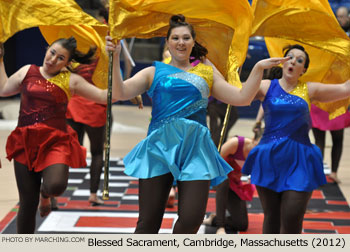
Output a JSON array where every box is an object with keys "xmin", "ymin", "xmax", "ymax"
[
  {"xmin": 170, "ymin": 14, "xmax": 185, "ymax": 26},
  {"xmin": 67, "ymin": 36, "xmax": 77, "ymax": 47}
]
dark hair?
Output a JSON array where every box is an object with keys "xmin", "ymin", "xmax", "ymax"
[
  {"xmin": 263, "ymin": 44, "xmax": 310, "ymax": 80},
  {"xmin": 264, "ymin": 66, "xmax": 283, "ymax": 80},
  {"xmin": 50, "ymin": 36, "xmax": 96, "ymax": 65},
  {"xmin": 283, "ymin": 44, "xmax": 310, "ymax": 70},
  {"xmin": 166, "ymin": 14, "xmax": 208, "ymax": 62}
]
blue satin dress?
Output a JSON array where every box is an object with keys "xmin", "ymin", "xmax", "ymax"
[
  {"xmin": 124, "ymin": 61, "xmax": 232, "ymax": 186},
  {"xmin": 242, "ymin": 79, "xmax": 327, "ymax": 192}
]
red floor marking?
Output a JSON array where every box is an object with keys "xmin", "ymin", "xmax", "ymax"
[
  {"xmin": 125, "ymin": 188, "xmax": 138, "ymax": 194},
  {"xmin": 0, "ymin": 210, "xmax": 17, "ymax": 232},
  {"xmin": 247, "ymin": 189, "xmax": 323, "ymax": 199},
  {"xmin": 304, "ymin": 212, "xmax": 350, "ymax": 219},
  {"xmin": 115, "ymin": 204, "xmax": 178, "ymax": 212},
  {"xmin": 311, "ymin": 190, "xmax": 324, "ymax": 199},
  {"xmin": 59, "ymin": 200, "xmax": 120, "ymax": 210},
  {"xmin": 336, "ymin": 227, "xmax": 350, "ymax": 234},
  {"xmin": 75, "ymin": 216, "xmax": 174, "ymax": 229},
  {"xmin": 206, "ymin": 198, "xmax": 216, "ymax": 212},
  {"xmin": 326, "ymin": 200, "xmax": 349, "ymax": 206},
  {"xmin": 115, "ymin": 204, "xmax": 139, "ymax": 211},
  {"xmin": 303, "ymin": 221, "xmax": 335, "ymax": 229},
  {"xmin": 239, "ymin": 213, "xmax": 263, "ymax": 234},
  {"xmin": 57, "ymin": 197, "xmax": 70, "ymax": 203}
]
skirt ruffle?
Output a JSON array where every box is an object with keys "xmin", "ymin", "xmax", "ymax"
[
  {"xmin": 123, "ymin": 118, "xmax": 232, "ymax": 186},
  {"xmin": 6, "ymin": 123, "xmax": 86, "ymax": 172},
  {"xmin": 242, "ymin": 137, "xmax": 326, "ymax": 192}
]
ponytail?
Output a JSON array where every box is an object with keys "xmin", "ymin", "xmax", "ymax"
[
  {"xmin": 264, "ymin": 66, "xmax": 283, "ymax": 80},
  {"xmin": 190, "ymin": 41, "xmax": 208, "ymax": 63},
  {"xmin": 50, "ymin": 36, "xmax": 96, "ymax": 65}
]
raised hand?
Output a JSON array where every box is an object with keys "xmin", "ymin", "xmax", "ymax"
[
  {"xmin": 105, "ymin": 36, "xmax": 121, "ymax": 55},
  {"xmin": 257, "ymin": 56, "xmax": 290, "ymax": 70}
]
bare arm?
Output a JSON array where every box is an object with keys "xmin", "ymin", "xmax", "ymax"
[
  {"xmin": 220, "ymin": 136, "xmax": 239, "ymax": 159},
  {"xmin": 255, "ymin": 104, "xmax": 264, "ymax": 122},
  {"xmin": 212, "ymin": 57, "xmax": 289, "ymax": 106},
  {"xmin": 0, "ymin": 58, "xmax": 29, "ymax": 97},
  {"xmin": 252, "ymin": 103, "xmax": 265, "ymax": 133},
  {"xmin": 308, "ymin": 80, "xmax": 350, "ymax": 103},
  {"xmin": 69, "ymin": 73, "xmax": 108, "ymax": 104}
]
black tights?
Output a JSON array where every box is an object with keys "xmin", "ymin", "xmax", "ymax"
[
  {"xmin": 312, "ymin": 128, "xmax": 344, "ymax": 173},
  {"xmin": 214, "ymin": 179, "xmax": 248, "ymax": 231},
  {"xmin": 14, "ymin": 161, "xmax": 69, "ymax": 233},
  {"xmin": 135, "ymin": 173, "xmax": 210, "ymax": 234},
  {"xmin": 67, "ymin": 119, "xmax": 105, "ymax": 193},
  {"xmin": 256, "ymin": 186, "xmax": 312, "ymax": 234}
]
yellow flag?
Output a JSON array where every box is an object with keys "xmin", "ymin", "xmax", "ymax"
[
  {"xmin": 252, "ymin": 0, "xmax": 350, "ymax": 119},
  {"xmin": 40, "ymin": 25, "xmax": 109, "ymax": 89},
  {"xmin": 0, "ymin": 0, "xmax": 104, "ymax": 43},
  {"xmin": 109, "ymin": 0, "xmax": 253, "ymax": 87},
  {"xmin": 0, "ymin": 0, "xmax": 108, "ymax": 89}
]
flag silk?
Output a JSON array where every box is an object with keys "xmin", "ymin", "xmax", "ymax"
[
  {"xmin": 109, "ymin": 0, "xmax": 253, "ymax": 87},
  {"xmin": 40, "ymin": 25, "xmax": 109, "ymax": 89},
  {"xmin": 0, "ymin": 0, "xmax": 105, "ymax": 42},
  {"xmin": 252, "ymin": 0, "xmax": 350, "ymax": 119}
]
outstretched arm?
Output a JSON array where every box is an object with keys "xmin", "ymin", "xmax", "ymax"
[
  {"xmin": 211, "ymin": 57, "xmax": 289, "ymax": 106},
  {"xmin": 308, "ymin": 80, "xmax": 350, "ymax": 103}
]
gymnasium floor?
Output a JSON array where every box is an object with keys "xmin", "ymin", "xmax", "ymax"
[{"xmin": 1, "ymin": 99, "xmax": 350, "ymax": 233}]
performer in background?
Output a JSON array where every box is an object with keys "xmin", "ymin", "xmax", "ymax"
[
  {"xmin": 65, "ymin": 42, "xmax": 135, "ymax": 207},
  {"xmin": 203, "ymin": 132, "xmax": 261, "ymax": 234}
]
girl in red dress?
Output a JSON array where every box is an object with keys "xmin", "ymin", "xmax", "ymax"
[{"xmin": 0, "ymin": 37, "xmax": 117, "ymax": 233}]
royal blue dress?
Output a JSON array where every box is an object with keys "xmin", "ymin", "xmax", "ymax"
[
  {"xmin": 242, "ymin": 79, "xmax": 327, "ymax": 192},
  {"xmin": 123, "ymin": 61, "xmax": 232, "ymax": 186}
]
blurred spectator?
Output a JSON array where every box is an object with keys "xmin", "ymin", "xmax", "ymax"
[
  {"xmin": 336, "ymin": 6, "xmax": 350, "ymax": 36},
  {"xmin": 75, "ymin": 0, "xmax": 105, "ymax": 20}
]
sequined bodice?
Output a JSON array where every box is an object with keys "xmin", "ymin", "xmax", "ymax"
[
  {"xmin": 18, "ymin": 65, "xmax": 71, "ymax": 131},
  {"xmin": 147, "ymin": 61, "xmax": 213, "ymax": 134},
  {"xmin": 261, "ymin": 79, "xmax": 311, "ymax": 144}
]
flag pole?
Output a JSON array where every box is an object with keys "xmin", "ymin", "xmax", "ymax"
[
  {"xmin": 102, "ymin": 51, "xmax": 113, "ymax": 200},
  {"xmin": 217, "ymin": 67, "xmax": 243, "ymax": 153}
]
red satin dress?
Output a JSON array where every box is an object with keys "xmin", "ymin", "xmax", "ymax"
[
  {"xmin": 65, "ymin": 61, "xmax": 106, "ymax": 127},
  {"xmin": 6, "ymin": 65, "xmax": 86, "ymax": 172}
]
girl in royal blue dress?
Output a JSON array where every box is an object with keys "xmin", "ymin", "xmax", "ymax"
[
  {"xmin": 106, "ymin": 14, "xmax": 289, "ymax": 234},
  {"xmin": 242, "ymin": 44, "xmax": 350, "ymax": 234}
]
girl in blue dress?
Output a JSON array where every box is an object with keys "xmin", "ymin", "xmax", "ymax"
[
  {"xmin": 105, "ymin": 14, "xmax": 289, "ymax": 234},
  {"xmin": 242, "ymin": 44, "xmax": 350, "ymax": 234}
]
